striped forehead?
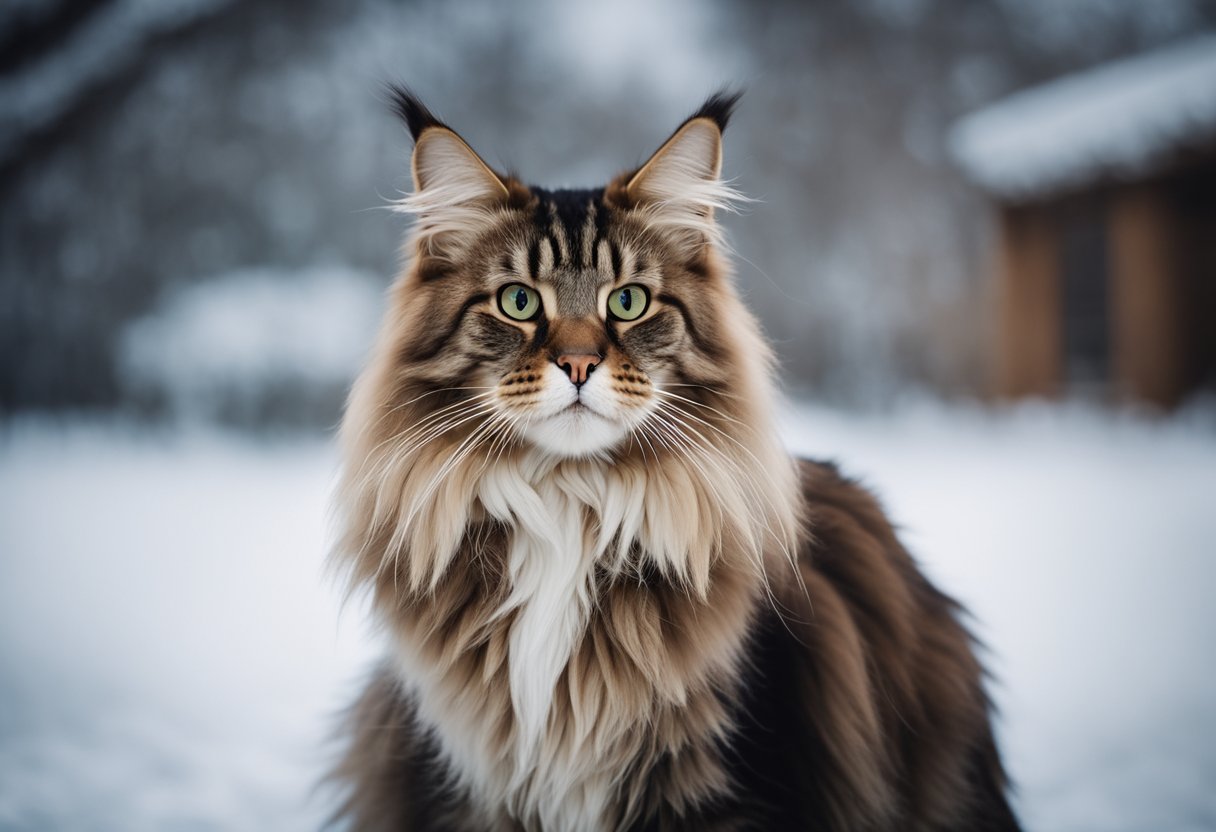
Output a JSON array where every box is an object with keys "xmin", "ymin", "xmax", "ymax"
[{"xmin": 522, "ymin": 187, "xmax": 618, "ymax": 317}]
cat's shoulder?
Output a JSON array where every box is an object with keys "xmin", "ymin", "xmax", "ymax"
[
  {"xmin": 795, "ymin": 456, "xmax": 901, "ymax": 541},
  {"xmin": 790, "ymin": 455, "xmax": 945, "ymax": 603}
]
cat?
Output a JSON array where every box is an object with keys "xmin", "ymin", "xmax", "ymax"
[{"xmin": 328, "ymin": 87, "xmax": 1021, "ymax": 832}]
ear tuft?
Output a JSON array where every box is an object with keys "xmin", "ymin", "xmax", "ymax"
[
  {"xmin": 387, "ymin": 89, "xmax": 509, "ymax": 260},
  {"xmin": 688, "ymin": 88, "xmax": 742, "ymax": 133},
  {"xmin": 385, "ymin": 83, "xmax": 445, "ymax": 142}
]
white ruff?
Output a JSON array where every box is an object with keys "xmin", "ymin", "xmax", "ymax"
[
  {"xmin": 396, "ymin": 450, "xmax": 667, "ymax": 830},
  {"xmin": 479, "ymin": 452, "xmax": 615, "ymax": 827}
]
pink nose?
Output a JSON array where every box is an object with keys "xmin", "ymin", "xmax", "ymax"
[{"xmin": 557, "ymin": 354, "xmax": 601, "ymax": 386}]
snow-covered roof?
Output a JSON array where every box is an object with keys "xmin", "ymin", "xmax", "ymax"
[{"xmin": 949, "ymin": 34, "xmax": 1216, "ymax": 201}]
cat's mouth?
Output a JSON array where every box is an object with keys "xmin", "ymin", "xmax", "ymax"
[
  {"xmin": 521, "ymin": 398, "xmax": 627, "ymax": 457},
  {"xmin": 559, "ymin": 400, "xmax": 610, "ymax": 422},
  {"xmin": 566, "ymin": 400, "xmax": 596, "ymax": 414}
]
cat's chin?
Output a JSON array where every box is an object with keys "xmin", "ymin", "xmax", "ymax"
[{"xmin": 519, "ymin": 405, "xmax": 629, "ymax": 458}]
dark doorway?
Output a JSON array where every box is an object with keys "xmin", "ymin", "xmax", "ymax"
[
  {"xmin": 1173, "ymin": 162, "xmax": 1216, "ymax": 397},
  {"xmin": 1058, "ymin": 198, "xmax": 1111, "ymax": 396}
]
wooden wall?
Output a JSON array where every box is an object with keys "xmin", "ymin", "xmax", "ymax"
[{"xmin": 994, "ymin": 184, "xmax": 1193, "ymax": 408}]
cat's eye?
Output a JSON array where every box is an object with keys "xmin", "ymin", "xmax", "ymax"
[
  {"xmin": 607, "ymin": 284, "xmax": 649, "ymax": 322},
  {"xmin": 498, "ymin": 283, "xmax": 541, "ymax": 321}
]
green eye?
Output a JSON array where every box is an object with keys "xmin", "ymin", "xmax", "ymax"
[
  {"xmin": 498, "ymin": 283, "xmax": 541, "ymax": 321},
  {"xmin": 607, "ymin": 284, "xmax": 649, "ymax": 321}
]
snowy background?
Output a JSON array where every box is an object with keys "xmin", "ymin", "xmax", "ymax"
[
  {"xmin": 5, "ymin": 0, "xmax": 1216, "ymax": 413},
  {"xmin": 4, "ymin": 1, "xmax": 1216, "ymax": 830}
]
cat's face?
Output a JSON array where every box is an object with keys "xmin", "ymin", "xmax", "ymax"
[{"xmin": 384, "ymin": 91, "xmax": 742, "ymax": 459}]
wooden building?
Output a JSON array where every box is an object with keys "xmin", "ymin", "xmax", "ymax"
[{"xmin": 951, "ymin": 35, "xmax": 1216, "ymax": 409}]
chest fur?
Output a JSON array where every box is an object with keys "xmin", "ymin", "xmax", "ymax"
[{"xmin": 387, "ymin": 458, "xmax": 761, "ymax": 830}]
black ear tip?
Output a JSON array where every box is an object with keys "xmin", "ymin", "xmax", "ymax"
[
  {"xmin": 383, "ymin": 82, "xmax": 445, "ymax": 142},
  {"xmin": 689, "ymin": 89, "xmax": 743, "ymax": 132}
]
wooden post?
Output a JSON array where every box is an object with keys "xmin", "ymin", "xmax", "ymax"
[
  {"xmin": 995, "ymin": 206, "xmax": 1061, "ymax": 399},
  {"xmin": 1108, "ymin": 186, "xmax": 1184, "ymax": 408}
]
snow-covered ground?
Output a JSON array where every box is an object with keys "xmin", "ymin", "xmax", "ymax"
[{"xmin": 1, "ymin": 402, "xmax": 1214, "ymax": 831}]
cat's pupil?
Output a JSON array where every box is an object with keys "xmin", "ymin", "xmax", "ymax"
[
  {"xmin": 514, "ymin": 289, "xmax": 528, "ymax": 312},
  {"xmin": 619, "ymin": 289, "xmax": 632, "ymax": 311}
]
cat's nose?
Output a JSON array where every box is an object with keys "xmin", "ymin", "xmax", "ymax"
[{"xmin": 556, "ymin": 353, "xmax": 601, "ymax": 387}]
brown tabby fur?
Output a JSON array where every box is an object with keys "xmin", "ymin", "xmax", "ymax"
[{"xmin": 328, "ymin": 89, "xmax": 1020, "ymax": 831}]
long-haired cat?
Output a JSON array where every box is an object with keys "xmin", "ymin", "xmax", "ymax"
[{"xmin": 329, "ymin": 88, "xmax": 1021, "ymax": 831}]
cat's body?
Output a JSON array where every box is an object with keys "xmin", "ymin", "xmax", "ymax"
[{"xmin": 330, "ymin": 90, "xmax": 1020, "ymax": 831}]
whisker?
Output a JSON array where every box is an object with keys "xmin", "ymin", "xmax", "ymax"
[
  {"xmin": 651, "ymin": 402, "xmax": 798, "ymax": 564},
  {"xmin": 356, "ymin": 389, "xmax": 499, "ymax": 475},
  {"xmin": 653, "ymin": 398, "xmax": 785, "ymax": 500},
  {"xmin": 658, "ymin": 382, "xmax": 744, "ymax": 401},
  {"xmin": 653, "ymin": 387, "xmax": 749, "ymax": 429},
  {"xmin": 359, "ymin": 401, "xmax": 496, "ymax": 498},
  {"xmin": 362, "ymin": 401, "xmax": 497, "ymax": 562},
  {"xmin": 385, "ymin": 414, "xmax": 505, "ymax": 581},
  {"xmin": 658, "ymin": 416, "xmax": 802, "ymax": 619},
  {"xmin": 354, "ymin": 401, "xmax": 495, "ymax": 570}
]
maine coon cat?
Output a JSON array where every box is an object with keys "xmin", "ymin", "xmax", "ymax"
[{"xmin": 329, "ymin": 88, "xmax": 1021, "ymax": 831}]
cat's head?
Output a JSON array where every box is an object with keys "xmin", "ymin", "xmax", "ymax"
[
  {"xmin": 337, "ymin": 89, "xmax": 802, "ymax": 593},
  {"xmin": 366, "ymin": 88, "xmax": 760, "ymax": 460}
]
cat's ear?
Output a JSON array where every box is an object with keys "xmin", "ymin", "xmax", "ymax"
[
  {"xmin": 621, "ymin": 90, "xmax": 743, "ymax": 253},
  {"xmin": 388, "ymin": 86, "xmax": 509, "ymax": 257}
]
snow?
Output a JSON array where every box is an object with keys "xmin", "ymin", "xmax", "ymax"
[
  {"xmin": 0, "ymin": 424, "xmax": 377, "ymax": 830},
  {"xmin": 949, "ymin": 34, "xmax": 1216, "ymax": 200},
  {"xmin": 2, "ymin": 401, "xmax": 1215, "ymax": 830}
]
